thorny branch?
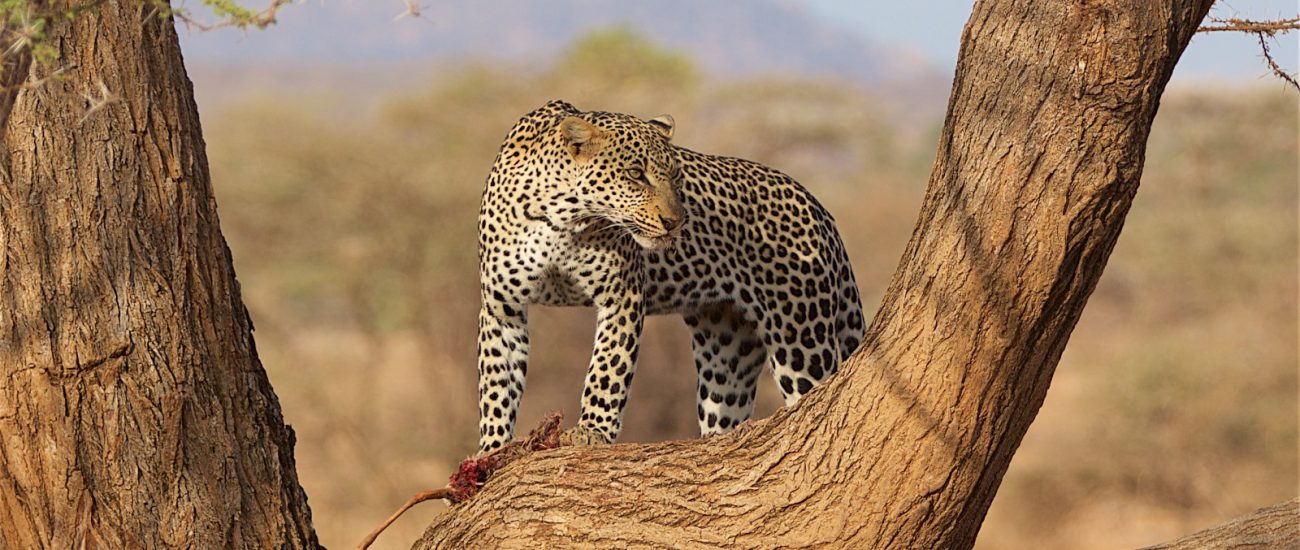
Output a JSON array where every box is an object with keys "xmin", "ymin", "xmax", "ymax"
[
  {"xmin": 1198, "ymin": 16, "xmax": 1300, "ymax": 34},
  {"xmin": 1253, "ymin": 33, "xmax": 1299, "ymax": 90},
  {"xmin": 172, "ymin": 0, "xmax": 292, "ymax": 32},
  {"xmin": 1198, "ymin": 14, "xmax": 1300, "ymax": 90}
]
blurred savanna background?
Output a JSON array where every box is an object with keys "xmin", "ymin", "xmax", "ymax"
[{"xmin": 177, "ymin": 1, "xmax": 1298, "ymax": 548}]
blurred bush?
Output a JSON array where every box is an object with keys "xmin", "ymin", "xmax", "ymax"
[{"xmin": 203, "ymin": 29, "xmax": 1297, "ymax": 550}]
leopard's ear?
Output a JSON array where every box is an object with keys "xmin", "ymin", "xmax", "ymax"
[
  {"xmin": 560, "ymin": 116, "xmax": 601, "ymax": 156},
  {"xmin": 648, "ymin": 114, "xmax": 674, "ymax": 140}
]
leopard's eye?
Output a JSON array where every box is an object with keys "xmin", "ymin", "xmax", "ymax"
[{"xmin": 626, "ymin": 167, "xmax": 644, "ymax": 181}]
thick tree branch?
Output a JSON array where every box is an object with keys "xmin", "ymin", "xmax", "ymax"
[{"xmin": 1141, "ymin": 498, "xmax": 1299, "ymax": 550}]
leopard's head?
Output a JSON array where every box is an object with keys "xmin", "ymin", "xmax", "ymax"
[{"xmin": 556, "ymin": 110, "xmax": 686, "ymax": 251}]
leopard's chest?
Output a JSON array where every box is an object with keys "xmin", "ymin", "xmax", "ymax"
[{"xmin": 506, "ymin": 225, "xmax": 634, "ymax": 308}]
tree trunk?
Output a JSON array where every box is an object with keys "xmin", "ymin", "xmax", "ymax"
[
  {"xmin": 0, "ymin": 2, "xmax": 318, "ymax": 548},
  {"xmin": 1142, "ymin": 498, "xmax": 1299, "ymax": 550},
  {"xmin": 414, "ymin": 1, "xmax": 1214, "ymax": 548}
]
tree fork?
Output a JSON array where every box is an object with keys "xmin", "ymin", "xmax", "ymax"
[{"xmin": 413, "ymin": 1, "xmax": 1216, "ymax": 548}]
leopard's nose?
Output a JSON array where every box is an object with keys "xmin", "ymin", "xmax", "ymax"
[{"xmin": 659, "ymin": 214, "xmax": 683, "ymax": 232}]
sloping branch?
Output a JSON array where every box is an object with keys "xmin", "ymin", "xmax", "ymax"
[{"xmin": 1141, "ymin": 498, "xmax": 1299, "ymax": 550}]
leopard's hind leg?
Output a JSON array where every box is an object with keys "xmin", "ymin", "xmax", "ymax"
[{"xmin": 684, "ymin": 303, "xmax": 766, "ymax": 435}]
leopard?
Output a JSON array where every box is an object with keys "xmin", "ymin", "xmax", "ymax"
[{"xmin": 475, "ymin": 99, "xmax": 864, "ymax": 452}]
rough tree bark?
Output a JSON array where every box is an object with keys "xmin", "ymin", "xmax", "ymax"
[
  {"xmin": 1142, "ymin": 498, "xmax": 1299, "ymax": 550},
  {"xmin": 0, "ymin": 2, "xmax": 318, "ymax": 548},
  {"xmin": 414, "ymin": 1, "xmax": 1217, "ymax": 548}
]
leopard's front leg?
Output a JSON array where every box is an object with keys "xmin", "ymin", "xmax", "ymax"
[
  {"xmin": 476, "ymin": 302, "xmax": 529, "ymax": 453},
  {"xmin": 564, "ymin": 271, "xmax": 645, "ymax": 446}
]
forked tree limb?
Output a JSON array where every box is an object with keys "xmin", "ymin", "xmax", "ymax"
[
  {"xmin": 412, "ymin": 1, "xmax": 1217, "ymax": 549},
  {"xmin": 1141, "ymin": 498, "xmax": 1299, "ymax": 550}
]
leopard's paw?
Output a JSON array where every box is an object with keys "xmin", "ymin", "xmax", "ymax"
[{"xmin": 558, "ymin": 425, "xmax": 612, "ymax": 446}]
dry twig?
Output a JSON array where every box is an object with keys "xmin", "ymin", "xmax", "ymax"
[
  {"xmin": 174, "ymin": 0, "xmax": 291, "ymax": 32},
  {"xmin": 1197, "ymin": 13, "xmax": 1300, "ymax": 91},
  {"xmin": 78, "ymin": 78, "xmax": 118, "ymax": 124},
  {"xmin": 1254, "ymin": 32, "xmax": 1300, "ymax": 90},
  {"xmin": 394, "ymin": 0, "xmax": 431, "ymax": 22},
  {"xmin": 1198, "ymin": 16, "xmax": 1300, "ymax": 34}
]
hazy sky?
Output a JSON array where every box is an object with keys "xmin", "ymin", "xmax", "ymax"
[
  {"xmin": 800, "ymin": 0, "xmax": 1300, "ymax": 84},
  {"xmin": 178, "ymin": 0, "xmax": 1300, "ymax": 88}
]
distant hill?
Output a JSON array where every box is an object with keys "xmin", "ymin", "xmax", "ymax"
[{"xmin": 177, "ymin": 0, "xmax": 938, "ymax": 85}]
